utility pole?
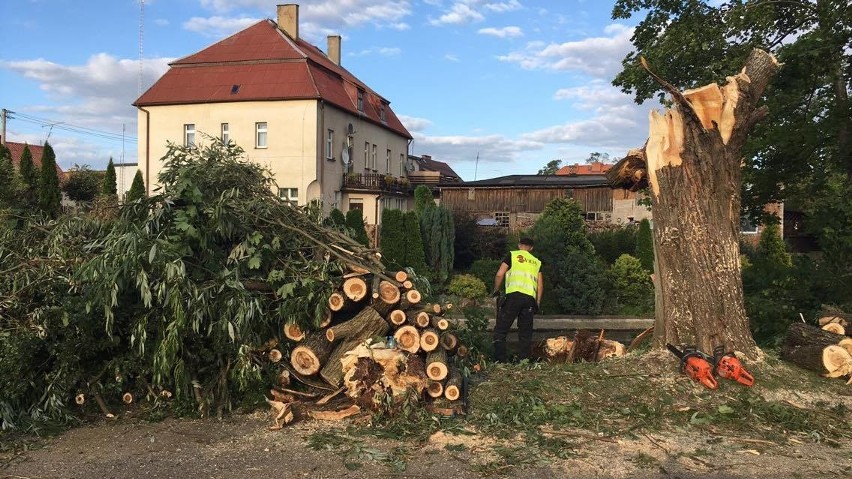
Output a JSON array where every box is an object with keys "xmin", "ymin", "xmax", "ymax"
[{"xmin": 1, "ymin": 108, "xmax": 6, "ymax": 146}]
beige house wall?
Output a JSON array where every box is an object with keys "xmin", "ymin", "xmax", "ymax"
[
  {"xmin": 137, "ymin": 101, "xmax": 408, "ymax": 225},
  {"xmin": 115, "ymin": 163, "xmax": 140, "ymax": 200}
]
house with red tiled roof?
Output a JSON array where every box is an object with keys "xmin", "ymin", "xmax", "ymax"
[
  {"xmin": 4, "ymin": 141, "xmax": 64, "ymax": 178},
  {"xmin": 555, "ymin": 161, "xmax": 612, "ymax": 176},
  {"xmin": 134, "ymin": 4, "xmax": 412, "ymax": 226}
]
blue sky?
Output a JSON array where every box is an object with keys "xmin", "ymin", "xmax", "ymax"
[{"xmin": 1, "ymin": 0, "xmax": 659, "ymax": 181}]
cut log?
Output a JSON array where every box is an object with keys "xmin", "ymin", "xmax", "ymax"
[
  {"xmin": 420, "ymin": 328, "xmax": 440, "ymax": 352},
  {"xmin": 431, "ymin": 316, "xmax": 450, "ymax": 331},
  {"xmin": 818, "ymin": 315, "xmax": 849, "ymax": 328},
  {"xmin": 426, "ymin": 348, "xmax": 448, "ymax": 381},
  {"xmin": 341, "ymin": 344, "xmax": 428, "ymax": 408},
  {"xmin": 75, "ymin": 393, "xmax": 86, "ymax": 405},
  {"xmin": 320, "ymin": 307, "xmax": 389, "ymax": 386},
  {"xmin": 456, "ymin": 345, "xmax": 469, "ymax": 358},
  {"xmin": 822, "ymin": 346, "xmax": 852, "ymax": 378},
  {"xmin": 394, "ymin": 270, "xmax": 408, "ymax": 282},
  {"xmin": 439, "ymin": 332, "xmax": 458, "ymax": 353},
  {"xmin": 408, "ymin": 310, "xmax": 431, "ymax": 328},
  {"xmin": 839, "ymin": 338, "xmax": 852, "ymax": 356},
  {"xmin": 325, "ymin": 307, "xmax": 386, "ymax": 343},
  {"xmin": 822, "ymin": 323, "xmax": 846, "ymax": 335},
  {"xmin": 444, "ymin": 368, "xmax": 462, "ymax": 401},
  {"xmin": 328, "ymin": 291, "xmax": 357, "ymax": 312},
  {"xmin": 388, "ymin": 309, "xmax": 408, "ymax": 326},
  {"xmin": 426, "ymin": 380, "xmax": 444, "ymax": 398},
  {"xmin": 781, "ymin": 322, "xmax": 850, "ymax": 373},
  {"xmin": 400, "ymin": 289, "xmax": 422, "ymax": 309},
  {"xmin": 309, "ymin": 404, "xmax": 361, "ymax": 421},
  {"xmin": 595, "ymin": 340, "xmax": 626, "ymax": 361},
  {"xmin": 268, "ymin": 349, "xmax": 282, "ymax": 363},
  {"xmin": 534, "ymin": 336, "xmax": 574, "ymax": 363},
  {"xmin": 402, "ymin": 280, "xmax": 414, "ymax": 289},
  {"xmin": 423, "ymin": 303, "xmax": 443, "ymax": 315},
  {"xmin": 290, "ymin": 332, "xmax": 335, "ymax": 376},
  {"xmin": 394, "ymin": 325, "xmax": 421, "ymax": 354},
  {"xmin": 371, "ymin": 281, "xmax": 401, "ymax": 317},
  {"xmin": 319, "ymin": 309, "xmax": 333, "ymax": 328},
  {"xmin": 342, "ymin": 277, "xmax": 369, "ymax": 302},
  {"xmin": 122, "ymin": 392, "xmax": 133, "ymax": 404},
  {"xmin": 283, "ymin": 322, "xmax": 305, "ymax": 342},
  {"xmin": 426, "ymin": 397, "xmax": 464, "ymax": 417}
]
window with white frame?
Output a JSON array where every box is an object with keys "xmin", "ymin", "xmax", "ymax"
[
  {"xmin": 364, "ymin": 142, "xmax": 370, "ymax": 170},
  {"xmin": 371, "ymin": 144, "xmax": 377, "ymax": 170},
  {"xmin": 184, "ymin": 124, "xmax": 195, "ymax": 147},
  {"xmin": 740, "ymin": 216, "xmax": 759, "ymax": 234},
  {"xmin": 357, "ymin": 89, "xmax": 365, "ymax": 112},
  {"xmin": 255, "ymin": 122, "xmax": 268, "ymax": 148},
  {"xmin": 494, "ymin": 212, "xmax": 509, "ymax": 227},
  {"xmin": 220, "ymin": 123, "xmax": 229, "ymax": 144},
  {"xmin": 399, "ymin": 153, "xmax": 405, "ymax": 176},
  {"xmin": 326, "ymin": 129, "xmax": 334, "ymax": 159},
  {"xmin": 386, "ymin": 149, "xmax": 391, "ymax": 173},
  {"xmin": 278, "ymin": 187, "xmax": 298, "ymax": 204}
]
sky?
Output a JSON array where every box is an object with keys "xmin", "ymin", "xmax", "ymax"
[{"xmin": 0, "ymin": 0, "xmax": 661, "ymax": 181}]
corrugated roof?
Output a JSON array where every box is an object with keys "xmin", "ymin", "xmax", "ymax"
[
  {"xmin": 441, "ymin": 174, "xmax": 611, "ymax": 188},
  {"xmin": 135, "ymin": 19, "xmax": 410, "ymax": 139}
]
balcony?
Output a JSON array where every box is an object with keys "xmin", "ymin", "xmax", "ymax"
[{"xmin": 342, "ymin": 172, "xmax": 411, "ymax": 195}]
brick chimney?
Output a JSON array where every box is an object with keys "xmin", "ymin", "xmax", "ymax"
[
  {"xmin": 277, "ymin": 4, "xmax": 298, "ymax": 40},
  {"xmin": 327, "ymin": 35, "xmax": 341, "ymax": 65}
]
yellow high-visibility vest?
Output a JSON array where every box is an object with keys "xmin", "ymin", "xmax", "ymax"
[{"xmin": 505, "ymin": 250, "xmax": 541, "ymax": 298}]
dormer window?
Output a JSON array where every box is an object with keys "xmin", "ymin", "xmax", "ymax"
[{"xmin": 357, "ymin": 89, "xmax": 364, "ymax": 112}]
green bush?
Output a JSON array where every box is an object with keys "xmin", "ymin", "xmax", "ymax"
[
  {"xmin": 609, "ymin": 254, "xmax": 653, "ymax": 315},
  {"xmin": 469, "ymin": 259, "xmax": 502, "ymax": 290},
  {"xmin": 345, "ymin": 208, "xmax": 370, "ymax": 246},
  {"xmin": 588, "ymin": 226, "xmax": 636, "ymax": 264},
  {"xmin": 447, "ymin": 273, "xmax": 488, "ymax": 300},
  {"xmin": 419, "ymin": 205, "xmax": 454, "ymax": 283}
]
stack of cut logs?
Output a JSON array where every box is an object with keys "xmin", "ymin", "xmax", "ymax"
[
  {"xmin": 269, "ymin": 270, "xmax": 468, "ymax": 426},
  {"xmin": 781, "ymin": 315, "xmax": 852, "ymax": 385}
]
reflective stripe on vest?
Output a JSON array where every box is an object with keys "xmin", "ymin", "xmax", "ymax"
[{"xmin": 505, "ymin": 250, "xmax": 541, "ymax": 298}]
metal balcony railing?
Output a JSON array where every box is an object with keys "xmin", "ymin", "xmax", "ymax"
[{"xmin": 342, "ymin": 172, "xmax": 411, "ymax": 194}]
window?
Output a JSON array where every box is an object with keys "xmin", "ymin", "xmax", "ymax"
[
  {"xmin": 386, "ymin": 149, "xmax": 391, "ymax": 173},
  {"xmin": 371, "ymin": 144, "xmax": 377, "ymax": 170},
  {"xmin": 183, "ymin": 124, "xmax": 195, "ymax": 147},
  {"xmin": 221, "ymin": 123, "xmax": 229, "ymax": 144},
  {"xmin": 349, "ymin": 198, "xmax": 364, "ymax": 211},
  {"xmin": 364, "ymin": 142, "xmax": 370, "ymax": 170},
  {"xmin": 399, "ymin": 153, "xmax": 405, "ymax": 176},
  {"xmin": 494, "ymin": 212, "xmax": 509, "ymax": 227},
  {"xmin": 357, "ymin": 89, "xmax": 365, "ymax": 112},
  {"xmin": 740, "ymin": 216, "xmax": 759, "ymax": 234},
  {"xmin": 584, "ymin": 212, "xmax": 606, "ymax": 221},
  {"xmin": 380, "ymin": 102, "xmax": 386, "ymax": 122},
  {"xmin": 278, "ymin": 187, "xmax": 298, "ymax": 204},
  {"xmin": 326, "ymin": 129, "xmax": 334, "ymax": 160},
  {"xmin": 255, "ymin": 122, "xmax": 268, "ymax": 148}
]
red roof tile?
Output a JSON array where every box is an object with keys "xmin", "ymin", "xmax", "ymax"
[
  {"xmin": 556, "ymin": 161, "xmax": 612, "ymax": 176},
  {"xmin": 135, "ymin": 19, "xmax": 410, "ymax": 139},
  {"xmin": 5, "ymin": 141, "xmax": 64, "ymax": 175}
]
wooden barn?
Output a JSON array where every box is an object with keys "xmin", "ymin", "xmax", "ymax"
[{"xmin": 439, "ymin": 175, "xmax": 614, "ymax": 231}]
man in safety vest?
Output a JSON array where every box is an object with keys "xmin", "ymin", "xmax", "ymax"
[{"xmin": 491, "ymin": 237, "xmax": 543, "ymax": 362}]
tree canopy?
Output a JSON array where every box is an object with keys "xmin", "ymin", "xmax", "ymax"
[
  {"xmin": 38, "ymin": 142, "xmax": 61, "ymax": 218},
  {"xmin": 537, "ymin": 159, "xmax": 562, "ymax": 175}
]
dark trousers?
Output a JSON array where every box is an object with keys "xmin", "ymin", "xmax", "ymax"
[{"xmin": 493, "ymin": 292, "xmax": 536, "ymax": 362}]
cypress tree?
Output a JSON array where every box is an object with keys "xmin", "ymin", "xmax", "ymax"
[
  {"xmin": 125, "ymin": 170, "xmax": 146, "ymax": 202},
  {"xmin": 379, "ymin": 208, "xmax": 406, "ymax": 269},
  {"xmin": 345, "ymin": 208, "xmax": 370, "ymax": 246},
  {"xmin": 324, "ymin": 208, "xmax": 346, "ymax": 229},
  {"xmin": 636, "ymin": 219, "xmax": 654, "ymax": 272},
  {"xmin": 403, "ymin": 210, "xmax": 428, "ymax": 274},
  {"xmin": 414, "ymin": 185, "xmax": 434, "ymax": 215},
  {"xmin": 419, "ymin": 205, "xmax": 455, "ymax": 283},
  {"xmin": 0, "ymin": 144, "xmax": 19, "ymax": 207},
  {"xmin": 102, "ymin": 157, "xmax": 117, "ymax": 196},
  {"xmin": 38, "ymin": 142, "xmax": 62, "ymax": 217},
  {"xmin": 18, "ymin": 144, "xmax": 39, "ymax": 203}
]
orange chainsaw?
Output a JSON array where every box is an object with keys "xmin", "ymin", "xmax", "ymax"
[
  {"xmin": 713, "ymin": 346, "xmax": 755, "ymax": 387},
  {"xmin": 666, "ymin": 344, "xmax": 718, "ymax": 390}
]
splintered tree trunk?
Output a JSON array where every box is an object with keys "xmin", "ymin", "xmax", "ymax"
[
  {"xmin": 631, "ymin": 49, "xmax": 779, "ymax": 358},
  {"xmin": 320, "ymin": 308, "xmax": 389, "ymax": 386}
]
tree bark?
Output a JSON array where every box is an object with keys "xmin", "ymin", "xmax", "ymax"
[
  {"xmin": 444, "ymin": 368, "xmax": 462, "ymax": 401},
  {"xmin": 781, "ymin": 322, "xmax": 848, "ymax": 373},
  {"xmin": 619, "ymin": 50, "xmax": 780, "ymax": 358},
  {"xmin": 320, "ymin": 309, "xmax": 388, "ymax": 387},
  {"xmin": 290, "ymin": 332, "xmax": 334, "ymax": 376},
  {"xmin": 325, "ymin": 306, "xmax": 385, "ymax": 343}
]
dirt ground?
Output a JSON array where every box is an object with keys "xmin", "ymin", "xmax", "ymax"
[{"xmin": 2, "ymin": 409, "xmax": 850, "ymax": 479}]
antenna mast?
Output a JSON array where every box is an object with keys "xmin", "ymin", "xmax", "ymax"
[{"xmin": 138, "ymin": 0, "xmax": 145, "ymax": 96}]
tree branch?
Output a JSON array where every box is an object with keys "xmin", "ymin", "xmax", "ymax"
[{"xmin": 639, "ymin": 56, "xmax": 705, "ymax": 129}]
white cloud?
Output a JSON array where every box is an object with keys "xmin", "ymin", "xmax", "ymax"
[
  {"xmin": 398, "ymin": 115, "xmax": 433, "ymax": 132},
  {"xmin": 478, "ymin": 26, "xmax": 522, "ymax": 38},
  {"xmin": 444, "ymin": 53, "xmax": 461, "ymax": 62},
  {"xmin": 412, "ymin": 133, "xmax": 541, "ymax": 167},
  {"xmin": 483, "ymin": 0, "xmax": 522, "ymax": 13},
  {"xmin": 498, "ymin": 24, "xmax": 634, "ymax": 78},
  {"xmin": 430, "ymin": 2, "xmax": 485, "ymax": 25},
  {"xmin": 154, "ymin": 18, "xmax": 170, "ymax": 26},
  {"xmin": 182, "ymin": 16, "xmax": 260, "ymax": 37},
  {"xmin": 350, "ymin": 47, "xmax": 402, "ymax": 57}
]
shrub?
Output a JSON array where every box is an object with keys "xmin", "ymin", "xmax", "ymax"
[
  {"xmin": 380, "ymin": 209, "xmax": 406, "ymax": 270},
  {"xmin": 636, "ymin": 219, "xmax": 654, "ymax": 271},
  {"xmin": 447, "ymin": 273, "xmax": 487, "ymax": 300},
  {"xmin": 404, "ymin": 211, "xmax": 428, "ymax": 274},
  {"xmin": 588, "ymin": 226, "xmax": 637, "ymax": 264},
  {"xmin": 345, "ymin": 208, "xmax": 370, "ymax": 246},
  {"xmin": 609, "ymin": 254, "xmax": 653, "ymax": 315},
  {"xmin": 125, "ymin": 170, "xmax": 146, "ymax": 202},
  {"xmin": 469, "ymin": 258, "xmax": 502, "ymax": 290}
]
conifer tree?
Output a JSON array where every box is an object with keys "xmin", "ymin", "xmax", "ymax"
[
  {"xmin": 636, "ymin": 219, "xmax": 654, "ymax": 272},
  {"xmin": 102, "ymin": 157, "xmax": 117, "ymax": 196},
  {"xmin": 38, "ymin": 142, "xmax": 62, "ymax": 217},
  {"xmin": 414, "ymin": 185, "xmax": 434, "ymax": 215},
  {"xmin": 419, "ymin": 205, "xmax": 455, "ymax": 283},
  {"xmin": 380, "ymin": 208, "xmax": 406, "ymax": 269},
  {"xmin": 125, "ymin": 170, "xmax": 146, "ymax": 202},
  {"xmin": 0, "ymin": 144, "xmax": 19, "ymax": 207},
  {"xmin": 404, "ymin": 210, "xmax": 428, "ymax": 274},
  {"xmin": 18, "ymin": 144, "xmax": 39, "ymax": 205},
  {"xmin": 345, "ymin": 208, "xmax": 370, "ymax": 246}
]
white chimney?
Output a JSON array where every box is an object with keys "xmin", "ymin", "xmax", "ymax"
[
  {"xmin": 327, "ymin": 35, "xmax": 341, "ymax": 65},
  {"xmin": 276, "ymin": 4, "xmax": 298, "ymax": 39}
]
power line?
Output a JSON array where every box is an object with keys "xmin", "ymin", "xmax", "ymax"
[{"xmin": 8, "ymin": 111, "xmax": 137, "ymax": 144}]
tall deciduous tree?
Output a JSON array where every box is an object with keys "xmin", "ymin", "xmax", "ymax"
[
  {"xmin": 63, "ymin": 165, "xmax": 102, "ymax": 202},
  {"xmin": 38, "ymin": 142, "xmax": 62, "ymax": 218},
  {"xmin": 102, "ymin": 157, "xmax": 117, "ymax": 196},
  {"xmin": 125, "ymin": 170, "xmax": 146, "ymax": 202},
  {"xmin": 537, "ymin": 159, "xmax": 562, "ymax": 175}
]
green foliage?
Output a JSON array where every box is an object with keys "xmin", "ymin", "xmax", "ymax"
[
  {"xmin": 102, "ymin": 157, "xmax": 117, "ymax": 196},
  {"xmin": 609, "ymin": 254, "xmax": 653, "ymax": 315},
  {"xmin": 636, "ymin": 219, "xmax": 654, "ymax": 272},
  {"xmin": 403, "ymin": 211, "xmax": 428, "ymax": 274},
  {"xmin": 38, "ymin": 142, "xmax": 61, "ymax": 218},
  {"xmin": 0, "ymin": 144, "xmax": 21, "ymax": 208},
  {"xmin": 447, "ymin": 274, "xmax": 487, "ymax": 300},
  {"xmin": 468, "ymin": 259, "xmax": 502, "ymax": 289},
  {"xmin": 529, "ymin": 198, "xmax": 606, "ymax": 314},
  {"xmin": 380, "ymin": 208, "xmax": 406, "ymax": 270},
  {"xmin": 452, "ymin": 211, "xmax": 508, "ymax": 270},
  {"xmin": 125, "ymin": 170, "xmax": 146, "ymax": 202},
  {"xmin": 345, "ymin": 209, "xmax": 370, "ymax": 246},
  {"xmin": 413, "ymin": 185, "xmax": 434, "ymax": 215},
  {"xmin": 324, "ymin": 208, "xmax": 346, "ymax": 230},
  {"xmin": 17, "ymin": 144, "xmax": 39, "ymax": 206},
  {"xmin": 63, "ymin": 165, "xmax": 104, "ymax": 203},
  {"xmin": 588, "ymin": 226, "xmax": 636, "ymax": 265},
  {"xmin": 537, "ymin": 159, "xmax": 561, "ymax": 175},
  {"xmin": 419, "ymin": 205, "xmax": 455, "ymax": 284}
]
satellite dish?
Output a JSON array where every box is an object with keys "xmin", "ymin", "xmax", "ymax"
[{"xmin": 341, "ymin": 148, "xmax": 350, "ymax": 165}]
